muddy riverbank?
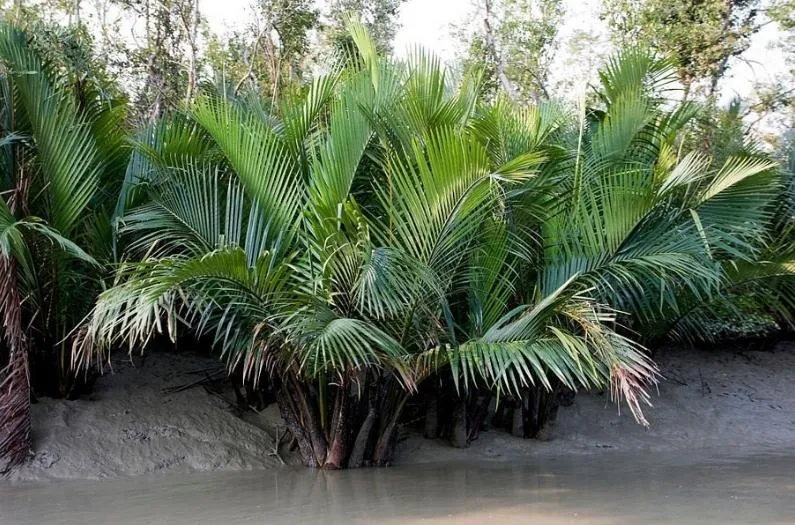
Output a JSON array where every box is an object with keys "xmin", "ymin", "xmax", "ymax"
[
  {"xmin": 4, "ymin": 342, "xmax": 795, "ymax": 482},
  {"xmin": 400, "ymin": 342, "xmax": 795, "ymax": 463}
]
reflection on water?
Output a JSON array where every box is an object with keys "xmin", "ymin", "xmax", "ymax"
[{"xmin": 2, "ymin": 450, "xmax": 794, "ymax": 524}]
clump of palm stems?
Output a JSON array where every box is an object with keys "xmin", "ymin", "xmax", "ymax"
[{"xmin": 1, "ymin": 20, "xmax": 789, "ymax": 471}]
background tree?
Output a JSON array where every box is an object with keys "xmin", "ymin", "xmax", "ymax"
[
  {"xmin": 325, "ymin": 0, "xmax": 404, "ymax": 53},
  {"xmin": 120, "ymin": 0, "xmax": 198, "ymax": 121},
  {"xmin": 602, "ymin": 0, "xmax": 761, "ymax": 98},
  {"xmin": 207, "ymin": 0, "xmax": 318, "ymax": 99},
  {"xmin": 455, "ymin": 0, "xmax": 564, "ymax": 103},
  {"xmin": 740, "ymin": 1, "xmax": 795, "ymax": 148}
]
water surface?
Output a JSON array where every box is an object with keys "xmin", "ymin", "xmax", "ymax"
[{"xmin": 2, "ymin": 450, "xmax": 794, "ymax": 524}]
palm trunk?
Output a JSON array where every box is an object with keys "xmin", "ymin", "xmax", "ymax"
[
  {"xmin": 324, "ymin": 381, "xmax": 350, "ymax": 470},
  {"xmin": 507, "ymin": 384, "xmax": 565, "ymax": 440},
  {"xmin": 450, "ymin": 397, "xmax": 468, "ymax": 448},
  {"xmin": 348, "ymin": 405, "xmax": 376, "ymax": 468},
  {"xmin": 0, "ymin": 255, "xmax": 32, "ymax": 472},
  {"xmin": 278, "ymin": 376, "xmax": 327, "ymax": 467},
  {"xmin": 277, "ymin": 388, "xmax": 317, "ymax": 467},
  {"xmin": 423, "ymin": 395, "xmax": 438, "ymax": 439},
  {"xmin": 467, "ymin": 392, "xmax": 493, "ymax": 442},
  {"xmin": 276, "ymin": 371, "xmax": 410, "ymax": 469},
  {"xmin": 372, "ymin": 392, "xmax": 408, "ymax": 466}
]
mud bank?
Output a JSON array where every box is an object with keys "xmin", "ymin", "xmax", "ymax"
[
  {"xmin": 4, "ymin": 342, "xmax": 795, "ymax": 482},
  {"xmin": 399, "ymin": 342, "xmax": 795, "ymax": 463},
  {"xmin": 5, "ymin": 352, "xmax": 291, "ymax": 483}
]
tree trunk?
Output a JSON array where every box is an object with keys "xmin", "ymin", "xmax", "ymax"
[
  {"xmin": 0, "ymin": 256, "xmax": 32, "ymax": 473},
  {"xmin": 0, "ymin": 346, "xmax": 31, "ymax": 473},
  {"xmin": 467, "ymin": 392, "xmax": 492, "ymax": 442},
  {"xmin": 484, "ymin": 396, "xmax": 497, "ymax": 431},
  {"xmin": 372, "ymin": 424, "xmax": 399, "ymax": 466},
  {"xmin": 526, "ymin": 387, "xmax": 539, "ymax": 435},
  {"xmin": 292, "ymin": 378, "xmax": 327, "ymax": 466},
  {"xmin": 512, "ymin": 389, "xmax": 529, "ymax": 438},
  {"xmin": 423, "ymin": 396, "xmax": 438, "ymax": 439},
  {"xmin": 275, "ymin": 372, "xmax": 413, "ymax": 469},
  {"xmin": 185, "ymin": 0, "xmax": 200, "ymax": 101},
  {"xmin": 372, "ymin": 393, "xmax": 408, "ymax": 466},
  {"xmin": 450, "ymin": 397, "xmax": 468, "ymax": 448},
  {"xmin": 348, "ymin": 406, "xmax": 376, "ymax": 468},
  {"xmin": 276, "ymin": 388, "xmax": 317, "ymax": 467},
  {"xmin": 324, "ymin": 381, "xmax": 350, "ymax": 470},
  {"xmin": 349, "ymin": 375, "xmax": 384, "ymax": 468},
  {"xmin": 535, "ymin": 387, "xmax": 562, "ymax": 441},
  {"xmin": 482, "ymin": 0, "xmax": 519, "ymax": 101}
]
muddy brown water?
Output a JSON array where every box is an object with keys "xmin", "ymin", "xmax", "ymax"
[{"xmin": 1, "ymin": 449, "xmax": 794, "ymax": 524}]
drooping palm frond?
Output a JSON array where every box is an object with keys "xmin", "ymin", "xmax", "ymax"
[
  {"xmin": 415, "ymin": 287, "xmax": 659, "ymax": 425},
  {"xmin": 665, "ymin": 247, "xmax": 795, "ymax": 343}
]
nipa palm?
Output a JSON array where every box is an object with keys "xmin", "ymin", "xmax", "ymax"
[{"xmin": 76, "ymin": 27, "xmax": 783, "ymax": 468}]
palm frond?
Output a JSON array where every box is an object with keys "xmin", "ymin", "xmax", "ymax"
[{"xmin": 0, "ymin": 25, "xmax": 102, "ymax": 236}]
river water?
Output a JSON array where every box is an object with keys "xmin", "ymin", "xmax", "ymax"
[{"xmin": 2, "ymin": 449, "xmax": 794, "ymax": 524}]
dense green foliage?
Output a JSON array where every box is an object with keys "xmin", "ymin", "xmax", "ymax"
[
  {"xmin": 64, "ymin": 28, "xmax": 790, "ymax": 467},
  {"xmin": 1, "ymin": 12, "xmax": 793, "ymax": 471},
  {"xmin": 0, "ymin": 24, "xmax": 128, "ymax": 470}
]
